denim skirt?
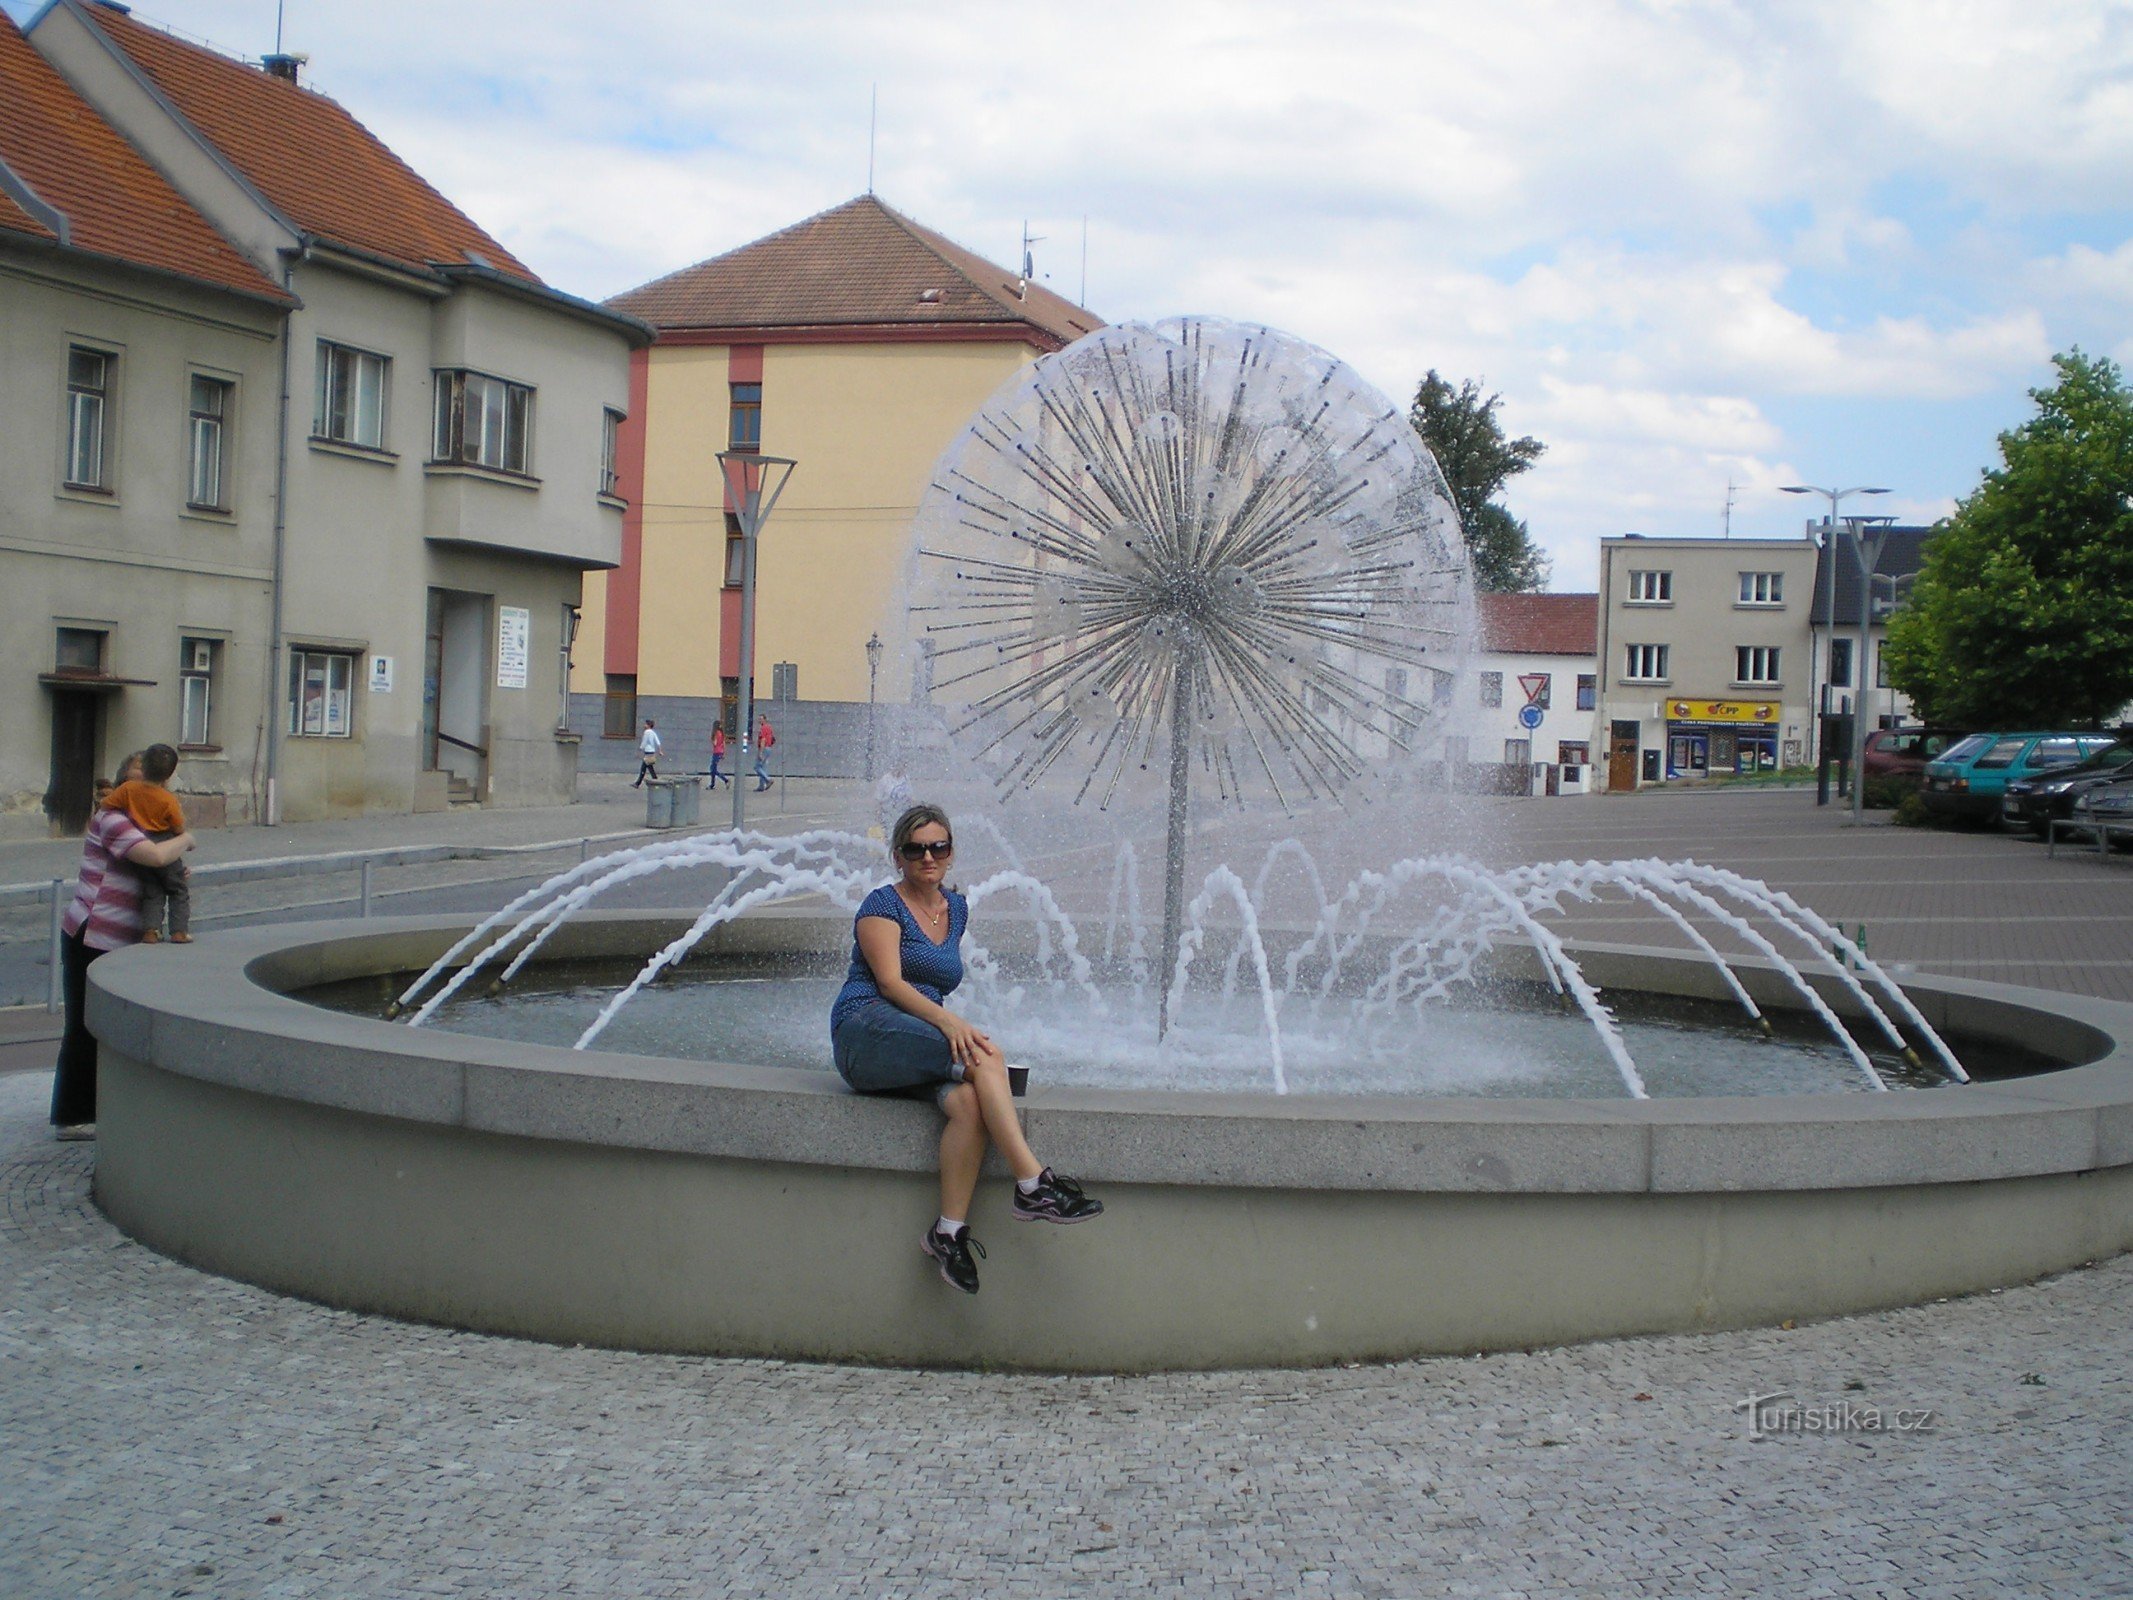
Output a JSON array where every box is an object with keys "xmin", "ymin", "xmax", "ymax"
[{"xmin": 832, "ymin": 999, "xmax": 964, "ymax": 1101}]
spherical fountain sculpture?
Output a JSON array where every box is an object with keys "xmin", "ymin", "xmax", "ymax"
[{"xmin": 79, "ymin": 320, "xmax": 2133, "ymax": 1370}]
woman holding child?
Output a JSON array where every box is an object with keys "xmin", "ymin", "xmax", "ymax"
[{"xmin": 50, "ymin": 744, "xmax": 195, "ymax": 1141}]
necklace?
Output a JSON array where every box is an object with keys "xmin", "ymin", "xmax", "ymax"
[{"xmin": 901, "ymin": 887, "xmax": 949, "ymax": 927}]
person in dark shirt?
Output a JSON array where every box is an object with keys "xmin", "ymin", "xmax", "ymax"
[{"xmin": 829, "ymin": 804, "xmax": 1102, "ymax": 1293}]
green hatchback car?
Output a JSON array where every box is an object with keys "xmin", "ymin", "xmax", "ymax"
[{"xmin": 1920, "ymin": 732, "xmax": 2120, "ymax": 824}]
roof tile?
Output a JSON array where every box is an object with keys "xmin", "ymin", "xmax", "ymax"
[
  {"xmin": 609, "ymin": 195, "xmax": 1101, "ymax": 345},
  {"xmin": 0, "ymin": 12, "xmax": 285, "ymax": 299},
  {"xmin": 81, "ymin": 3, "xmax": 536, "ymax": 284},
  {"xmin": 1478, "ymin": 592, "xmax": 1599, "ymax": 656}
]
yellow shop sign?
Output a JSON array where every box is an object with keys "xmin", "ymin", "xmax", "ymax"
[{"xmin": 1668, "ymin": 699, "xmax": 1779, "ymax": 724}]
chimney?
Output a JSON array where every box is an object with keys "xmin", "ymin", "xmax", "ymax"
[{"xmin": 261, "ymin": 52, "xmax": 306, "ymax": 84}]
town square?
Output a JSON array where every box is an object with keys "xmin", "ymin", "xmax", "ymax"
[{"xmin": 4, "ymin": 0, "xmax": 2132, "ymax": 1594}]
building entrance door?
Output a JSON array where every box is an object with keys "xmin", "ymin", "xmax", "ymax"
[
  {"xmin": 46, "ymin": 689, "xmax": 102, "ymax": 834},
  {"xmin": 423, "ymin": 588, "xmax": 490, "ymax": 796},
  {"xmin": 1608, "ymin": 720, "xmax": 1639, "ymax": 790}
]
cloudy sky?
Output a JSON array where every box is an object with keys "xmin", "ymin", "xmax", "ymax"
[{"xmin": 22, "ymin": 0, "xmax": 2132, "ymax": 588}]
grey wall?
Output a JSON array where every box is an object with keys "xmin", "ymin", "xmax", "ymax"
[{"xmin": 570, "ymin": 694, "xmax": 898, "ymax": 780}]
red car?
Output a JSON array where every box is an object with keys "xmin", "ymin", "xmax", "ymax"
[{"xmin": 1863, "ymin": 728, "xmax": 1968, "ymax": 792}]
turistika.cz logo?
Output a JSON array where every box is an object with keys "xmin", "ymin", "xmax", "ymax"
[{"xmin": 1735, "ymin": 1390, "xmax": 1937, "ymax": 1441}]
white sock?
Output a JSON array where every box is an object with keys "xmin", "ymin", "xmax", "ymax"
[
  {"xmin": 935, "ymin": 1215, "xmax": 964, "ymax": 1238},
  {"xmin": 1017, "ymin": 1172, "xmax": 1044, "ymax": 1195}
]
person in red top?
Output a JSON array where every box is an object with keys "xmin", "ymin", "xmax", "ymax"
[
  {"xmin": 706, "ymin": 722, "xmax": 729, "ymax": 790},
  {"xmin": 753, "ymin": 714, "xmax": 775, "ymax": 792},
  {"xmin": 51, "ymin": 750, "xmax": 196, "ymax": 1140}
]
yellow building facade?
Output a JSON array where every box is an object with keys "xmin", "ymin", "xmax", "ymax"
[{"xmin": 571, "ymin": 197, "xmax": 1100, "ymax": 773}]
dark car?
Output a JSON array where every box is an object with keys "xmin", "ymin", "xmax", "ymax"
[
  {"xmin": 2002, "ymin": 741, "xmax": 2133, "ymax": 836},
  {"xmin": 2067, "ymin": 773, "xmax": 2133, "ymax": 847},
  {"xmin": 1919, "ymin": 731, "xmax": 2120, "ymax": 824},
  {"xmin": 1862, "ymin": 728, "xmax": 1968, "ymax": 797}
]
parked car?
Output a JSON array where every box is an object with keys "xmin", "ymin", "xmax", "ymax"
[
  {"xmin": 2067, "ymin": 774, "xmax": 2133, "ymax": 847},
  {"xmin": 1862, "ymin": 728, "xmax": 1969, "ymax": 797},
  {"xmin": 1919, "ymin": 731, "xmax": 2121, "ymax": 824},
  {"xmin": 2002, "ymin": 741, "xmax": 2133, "ymax": 836}
]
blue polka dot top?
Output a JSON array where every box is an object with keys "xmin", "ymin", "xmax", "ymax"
[{"xmin": 830, "ymin": 883, "xmax": 968, "ymax": 1033}]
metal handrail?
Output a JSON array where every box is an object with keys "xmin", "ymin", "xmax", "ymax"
[{"xmin": 435, "ymin": 730, "xmax": 487, "ymax": 757}]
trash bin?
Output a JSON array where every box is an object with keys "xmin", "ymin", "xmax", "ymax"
[{"xmin": 644, "ymin": 777, "xmax": 699, "ymax": 829}]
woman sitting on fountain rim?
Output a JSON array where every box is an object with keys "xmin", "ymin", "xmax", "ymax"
[{"xmin": 830, "ymin": 803, "xmax": 1102, "ymax": 1293}]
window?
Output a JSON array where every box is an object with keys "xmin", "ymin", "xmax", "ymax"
[
  {"xmin": 602, "ymin": 673, "xmax": 638, "ymax": 739},
  {"xmin": 1478, "ymin": 671, "xmax": 1504, "ymax": 708},
  {"xmin": 1735, "ymin": 645, "xmax": 1781, "ymax": 685},
  {"xmin": 434, "ymin": 369, "xmax": 533, "ymax": 473},
  {"xmin": 187, "ymin": 376, "xmax": 232, "ymax": 510},
  {"xmin": 1505, "ymin": 738, "xmax": 1531, "ymax": 765},
  {"xmin": 55, "ymin": 627, "xmax": 106, "ymax": 674},
  {"xmin": 288, "ymin": 649, "xmax": 355, "ymax": 737},
  {"xmin": 1828, "ymin": 637, "xmax": 1853, "ymax": 688},
  {"xmin": 600, "ymin": 408, "xmax": 624, "ymax": 498},
  {"xmin": 180, "ymin": 637, "xmax": 218, "ymax": 747},
  {"xmin": 1385, "ymin": 667, "xmax": 1410, "ymax": 701},
  {"xmin": 728, "ymin": 382, "xmax": 762, "ymax": 453},
  {"xmin": 1432, "ymin": 673, "xmax": 1454, "ymax": 706},
  {"xmin": 1575, "ymin": 673, "xmax": 1596, "ymax": 711},
  {"xmin": 559, "ymin": 604, "xmax": 580, "ymax": 733},
  {"xmin": 1875, "ymin": 640, "xmax": 1889, "ymax": 688},
  {"xmin": 1623, "ymin": 644, "xmax": 1669, "ymax": 681},
  {"xmin": 1558, "ymin": 741, "xmax": 1590, "ymax": 765},
  {"xmin": 1973, "ymin": 736, "xmax": 2030, "ymax": 771},
  {"xmin": 2030, "ymin": 737, "xmax": 2091, "ymax": 769},
  {"xmin": 1443, "ymin": 734, "xmax": 1470, "ymax": 763},
  {"xmin": 314, "ymin": 342, "xmax": 388, "ymax": 449},
  {"xmin": 66, "ymin": 346, "xmax": 112, "ymax": 488},
  {"xmin": 1627, "ymin": 570, "xmax": 1671, "ymax": 603},
  {"xmin": 724, "ymin": 512, "xmax": 746, "ymax": 587},
  {"xmin": 1737, "ymin": 571, "xmax": 1784, "ymax": 606}
]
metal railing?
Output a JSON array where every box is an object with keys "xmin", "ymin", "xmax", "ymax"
[{"xmin": 7, "ymin": 825, "xmax": 682, "ymax": 1013}]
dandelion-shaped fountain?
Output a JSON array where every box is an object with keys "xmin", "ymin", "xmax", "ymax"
[{"xmin": 906, "ymin": 316, "xmax": 1473, "ymax": 1036}]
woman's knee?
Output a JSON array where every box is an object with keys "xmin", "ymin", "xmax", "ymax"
[
  {"xmin": 965, "ymin": 1047, "xmax": 1007, "ymax": 1088},
  {"xmin": 942, "ymin": 1082, "xmax": 980, "ymax": 1123}
]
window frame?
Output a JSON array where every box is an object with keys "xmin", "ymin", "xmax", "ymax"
[
  {"xmin": 1828, "ymin": 636, "xmax": 1854, "ymax": 689},
  {"xmin": 1478, "ymin": 671, "xmax": 1504, "ymax": 709},
  {"xmin": 55, "ymin": 626, "xmax": 107, "ymax": 675},
  {"xmin": 287, "ymin": 648, "xmax": 357, "ymax": 738},
  {"xmin": 186, "ymin": 373, "xmax": 234, "ymax": 512},
  {"xmin": 314, "ymin": 341, "xmax": 390, "ymax": 451},
  {"xmin": 1623, "ymin": 643, "xmax": 1670, "ymax": 683},
  {"xmin": 433, "ymin": 367, "xmax": 535, "ymax": 476},
  {"xmin": 1575, "ymin": 673, "xmax": 1596, "ymax": 712},
  {"xmin": 1734, "ymin": 644, "xmax": 1781, "ymax": 685},
  {"xmin": 723, "ymin": 511, "xmax": 746, "ymax": 588},
  {"xmin": 600, "ymin": 408, "xmax": 624, "ymax": 499},
  {"xmin": 65, "ymin": 344, "xmax": 114, "ymax": 491},
  {"xmin": 1626, "ymin": 569, "xmax": 1672, "ymax": 605},
  {"xmin": 1736, "ymin": 570, "xmax": 1785, "ymax": 607},
  {"xmin": 602, "ymin": 674, "xmax": 638, "ymax": 739},
  {"xmin": 728, "ymin": 381, "xmax": 762, "ymax": 454},
  {"xmin": 180, "ymin": 636, "xmax": 219, "ymax": 749}
]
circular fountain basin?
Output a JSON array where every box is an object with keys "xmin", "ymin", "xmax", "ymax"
[{"xmin": 87, "ymin": 911, "xmax": 2133, "ymax": 1372}]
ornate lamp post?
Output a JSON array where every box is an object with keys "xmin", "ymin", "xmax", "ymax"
[
  {"xmin": 864, "ymin": 631, "xmax": 883, "ymax": 781},
  {"xmin": 716, "ymin": 450, "xmax": 796, "ymax": 832}
]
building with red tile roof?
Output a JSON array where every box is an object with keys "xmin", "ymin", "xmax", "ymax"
[
  {"xmin": 573, "ymin": 197, "xmax": 1104, "ymax": 772},
  {"xmin": 1477, "ymin": 592, "xmax": 1599, "ymax": 657},
  {"xmin": 1467, "ymin": 592, "xmax": 1602, "ymax": 789},
  {"xmin": 10, "ymin": 0, "xmax": 647, "ymax": 825}
]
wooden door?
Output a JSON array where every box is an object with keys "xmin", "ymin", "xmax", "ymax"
[
  {"xmin": 1607, "ymin": 720, "xmax": 1639, "ymax": 790},
  {"xmin": 46, "ymin": 690, "xmax": 101, "ymax": 834}
]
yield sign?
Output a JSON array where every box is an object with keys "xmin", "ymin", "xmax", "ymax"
[{"xmin": 1518, "ymin": 673, "xmax": 1552, "ymax": 708}]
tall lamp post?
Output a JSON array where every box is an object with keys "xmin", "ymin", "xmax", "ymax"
[
  {"xmin": 864, "ymin": 631, "xmax": 883, "ymax": 781},
  {"xmin": 717, "ymin": 450, "xmax": 797, "ymax": 832},
  {"xmin": 1781, "ymin": 484, "xmax": 1887, "ymax": 809}
]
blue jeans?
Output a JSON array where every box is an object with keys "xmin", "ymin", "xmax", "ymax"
[{"xmin": 833, "ymin": 999, "xmax": 962, "ymax": 1098}]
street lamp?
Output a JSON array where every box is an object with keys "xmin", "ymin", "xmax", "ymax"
[
  {"xmin": 864, "ymin": 631, "xmax": 883, "ymax": 781},
  {"xmin": 1781, "ymin": 484, "xmax": 1887, "ymax": 810},
  {"xmin": 717, "ymin": 450, "xmax": 797, "ymax": 831}
]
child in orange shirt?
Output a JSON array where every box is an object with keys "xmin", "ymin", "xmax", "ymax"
[{"xmin": 104, "ymin": 742, "xmax": 191, "ymax": 943}]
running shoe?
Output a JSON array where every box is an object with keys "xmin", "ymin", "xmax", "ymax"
[
  {"xmin": 1011, "ymin": 1168, "xmax": 1104, "ymax": 1224},
  {"xmin": 921, "ymin": 1223, "xmax": 984, "ymax": 1293}
]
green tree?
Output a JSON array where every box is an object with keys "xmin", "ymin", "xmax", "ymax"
[
  {"xmin": 1407, "ymin": 370, "xmax": 1550, "ymax": 592},
  {"xmin": 1885, "ymin": 350, "xmax": 2133, "ymax": 728}
]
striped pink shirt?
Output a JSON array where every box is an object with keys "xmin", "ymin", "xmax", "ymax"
[{"xmin": 61, "ymin": 807, "xmax": 151, "ymax": 951}]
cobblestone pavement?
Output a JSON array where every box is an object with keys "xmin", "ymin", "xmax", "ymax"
[{"xmin": 4, "ymin": 1069, "xmax": 2131, "ymax": 1598}]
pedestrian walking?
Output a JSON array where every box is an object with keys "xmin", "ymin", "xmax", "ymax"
[
  {"xmin": 706, "ymin": 723, "xmax": 729, "ymax": 789},
  {"xmin": 633, "ymin": 719, "xmax": 663, "ymax": 788},
  {"xmin": 753, "ymin": 714, "xmax": 775, "ymax": 791}
]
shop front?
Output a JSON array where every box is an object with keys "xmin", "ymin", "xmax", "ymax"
[{"xmin": 1664, "ymin": 698, "xmax": 1779, "ymax": 778}]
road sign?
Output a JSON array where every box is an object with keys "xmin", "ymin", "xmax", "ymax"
[
  {"xmin": 1518, "ymin": 672, "xmax": 1552, "ymax": 708},
  {"xmin": 1518, "ymin": 703, "xmax": 1544, "ymax": 731}
]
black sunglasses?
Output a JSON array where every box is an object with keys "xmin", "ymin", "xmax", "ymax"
[{"xmin": 898, "ymin": 839, "xmax": 954, "ymax": 860}]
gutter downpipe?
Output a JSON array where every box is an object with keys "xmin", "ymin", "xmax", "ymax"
[{"xmin": 263, "ymin": 243, "xmax": 305, "ymax": 826}]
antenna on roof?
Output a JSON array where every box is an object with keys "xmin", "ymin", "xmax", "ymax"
[
  {"xmin": 866, "ymin": 85, "xmax": 877, "ymax": 195},
  {"xmin": 1079, "ymin": 214, "xmax": 1087, "ymax": 307},
  {"xmin": 1722, "ymin": 478, "xmax": 1736, "ymax": 538},
  {"xmin": 275, "ymin": 0, "xmax": 285, "ymax": 55},
  {"xmin": 1019, "ymin": 221, "xmax": 1044, "ymax": 300}
]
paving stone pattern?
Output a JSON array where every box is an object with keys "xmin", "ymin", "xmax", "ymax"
[{"xmin": 4, "ymin": 1068, "xmax": 2131, "ymax": 1598}]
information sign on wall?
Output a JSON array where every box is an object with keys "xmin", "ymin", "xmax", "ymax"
[
  {"xmin": 368, "ymin": 655, "xmax": 394, "ymax": 694},
  {"xmin": 497, "ymin": 606, "xmax": 530, "ymax": 690}
]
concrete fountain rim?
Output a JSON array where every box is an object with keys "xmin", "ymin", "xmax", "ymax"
[{"xmin": 88, "ymin": 909, "xmax": 2133, "ymax": 1198}]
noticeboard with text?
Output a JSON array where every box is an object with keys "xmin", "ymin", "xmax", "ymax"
[{"xmin": 1668, "ymin": 699, "xmax": 1778, "ymax": 724}]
